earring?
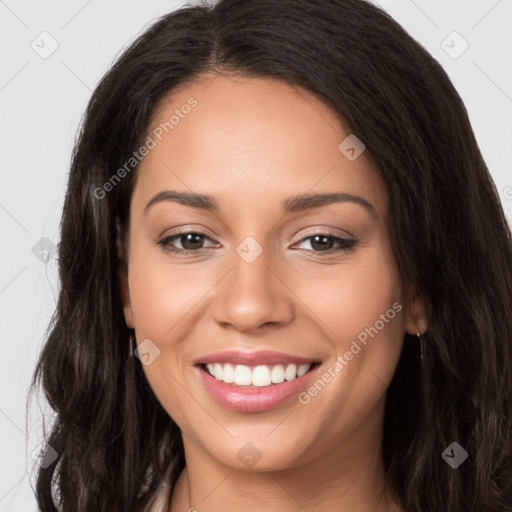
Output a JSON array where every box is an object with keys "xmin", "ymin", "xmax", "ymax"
[
  {"xmin": 129, "ymin": 331, "xmax": 135, "ymax": 357},
  {"xmin": 417, "ymin": 331, "xmax": 424, "ymax": 360}
]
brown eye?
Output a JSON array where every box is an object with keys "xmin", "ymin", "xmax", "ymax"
[
  {"xmin": 293, "ymin": 234, "xmax": 356, "ymax": 254},
  {"xmin": 158, "ymin": 231, "xmax": 217, "ymax": 254}
]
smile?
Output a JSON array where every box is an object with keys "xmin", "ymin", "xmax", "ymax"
[
  {"xmin": 194, "ymin": 350, "xmax": 321, "ymax": 412},
  {"xmin": 203, "ymin": 362, "xmax": 313, "ymax": 387}
]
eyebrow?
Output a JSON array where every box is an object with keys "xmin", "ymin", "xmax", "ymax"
[{"xmin": 144, "ymin": 190, "xmax": 377, "ymax": 217}]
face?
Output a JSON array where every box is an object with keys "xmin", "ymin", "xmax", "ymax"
[{"xmin": 119, "ymin": 74, "xmax": 426, "ymax": 472}]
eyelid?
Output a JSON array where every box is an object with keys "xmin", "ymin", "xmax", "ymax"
[
  {"xmin": 290, "ymin": 226, "xmax": 355, "ymax": 243},
  {"xmin": 157, "ymin": 224, "xmax": 216, "ymax": 240}
]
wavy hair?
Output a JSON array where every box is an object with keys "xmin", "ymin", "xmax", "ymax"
[{"xmin": 29, "ymin": 0, "xmax": 512, "ymax": 510}]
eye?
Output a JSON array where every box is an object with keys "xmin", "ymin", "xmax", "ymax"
[
  {"xmin": 157, "ymin": 230, "xmax": 357, "ymax": 256},
  {"xmin": 292, "ymin": 233, "xmax": 356, "ymax": 254},
  {"xmin": 157, "ymin": 231, "xmax": 218, "ymax": 254}
]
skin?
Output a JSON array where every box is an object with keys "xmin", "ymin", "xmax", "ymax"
[{"xmin": 119, "ymin": 74, "xmax": 428, "ymax": 512}]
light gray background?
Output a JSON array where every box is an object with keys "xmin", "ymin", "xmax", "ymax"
[{"xmin": 1, "ymin": 1, "xmax": 511, "ymax": 510}]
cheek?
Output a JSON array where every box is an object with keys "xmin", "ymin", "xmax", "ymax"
[
  {"xmin": 126, "ymin": 239, "xmax": 206, "ymax": 340},
  {"xmin": 125, "ymin": 243, "xmax": 187, "ymax": 382},
  {"xmin": 291, "ymin": 240, "xmax": 404, "ymax": 349},
  {"xmin": 293, "ymin": 240, "xmax": 405, "ymax": 412},
  {"xmin": 126, "ymin": 240, "xmax": 224, "ymax": 425},
  {"xmin": 127, "ymin": 264, "xmax": 197, "ymax": 429}
]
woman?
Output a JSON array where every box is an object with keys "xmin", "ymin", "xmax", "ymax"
[{"xmin": 30, "ymin": 0, "xmax": 512, "ymax": 510}]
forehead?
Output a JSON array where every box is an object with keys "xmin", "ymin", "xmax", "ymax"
[{"xmin": 132, "ymin": 74, "xmax": 388, "ymax": 218}]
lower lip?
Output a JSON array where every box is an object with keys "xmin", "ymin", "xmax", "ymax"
[{"xmin": 196, "ymin": 365, "xmax": 319, "ymax": 413}]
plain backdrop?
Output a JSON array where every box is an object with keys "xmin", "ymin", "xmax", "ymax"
[{"xmin": 1, "ymin": 0, "xmax": 511, "ymax": 510}]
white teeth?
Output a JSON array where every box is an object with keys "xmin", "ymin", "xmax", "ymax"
[
  {"xmin": 252, "ymin": 365, "xmax": 272, "ymax": 387},
  {"xmin": 213, "ymin": 363, "xmax": 223, "ymax": 380},
  {"xmin": 234, "ymin": 364, "xmax": 252, "ymax": 385},
  {"xmin": 222, "ymin": 363, "xmax": 235, "ymax": 383},
  {"xmin": 204, "ymin": 362, "xmax": 312, "ymax": 387},
  {"xmin": 284, "ymin": 364, "xmax": 297, "ymax": 381},
  {"xmin": 271, "ymin": 364, "xmax": 285, "ymax": 384}
]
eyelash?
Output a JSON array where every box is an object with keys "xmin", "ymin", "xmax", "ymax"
[{"xmin": 157, "ymin": 230, "xmax": 357, "ymax": 256}]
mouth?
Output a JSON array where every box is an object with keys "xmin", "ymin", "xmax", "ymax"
[
  {"xmin": 193, "ymin": 351, "xmax": 322, "ymax": 413},
  {"xmin": 198, "ymin": 361, "xmax": 320, "ymax": 388}
]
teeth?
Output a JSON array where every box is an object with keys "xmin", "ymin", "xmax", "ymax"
[
  {"xmin": 234, "ymin": 364, "xmax": 252, "ymax": 385},
  {"xmin": 271, "ymin": 364, "xmax": 285, "ymax": 384},
  {"xmin": 297, "ymin": 363, "xmax": 310, "ymax": 377},
  {"xmin": 204, "ymin": 362, "xmax": 312, "ymax": 387},
  {"xmin": 252, "ymin": 365, "xmax": 271, "ymax": 387},
  {"xmin": 284, "ymin": 364, "xmax": 297, "ymax": 381},
  {"xmin": 214, "ymin": 363, "xmax": 223, "ymax": 380},
  {"xmin": 222, "ymin": 363, "xmax": 235, "ymax": 383}
]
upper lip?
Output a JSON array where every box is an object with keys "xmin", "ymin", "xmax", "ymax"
[{"xmin": 194, "ymin": 350, "xmax": 318, "ymax": 366}]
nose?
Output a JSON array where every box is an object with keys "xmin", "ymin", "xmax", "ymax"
[{"xmin": 211, "ymin": 246, "xmax": 295, "ymax": 334}]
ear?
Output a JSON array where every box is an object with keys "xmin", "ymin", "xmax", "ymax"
[
  {"xmin": 404, "ymin": 286, "xmax": 429, "ymax": 336},
  {"xmin": 116, "ymin": 219, "xmax": 134, "ymax": 329}
]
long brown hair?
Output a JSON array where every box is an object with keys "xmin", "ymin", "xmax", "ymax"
[{"xmin": 29, "ymin": 0, "xmax": 512, "ymax": 510}]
